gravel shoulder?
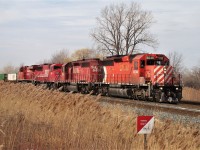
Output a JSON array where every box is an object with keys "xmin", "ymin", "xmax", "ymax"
[{"xmin": 98, "ymin": 96, "xmax": 200, "ymax": 126}]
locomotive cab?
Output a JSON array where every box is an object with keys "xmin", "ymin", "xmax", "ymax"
[
  {"xmin": 61, "ymin": 63, "xmax": 73, "ymax": 82},
  {"xmin": 17, "ymin": 66, "xmax": 36, "ymax": 82},
  {"xmin": 26, "ymin": 65, "xmax": 38, "ymax": 81},
  {"xmin": 17, "ymin": 66, "xmax": 28, "ymax": 81},
  {"xmin": 143, "ymin": 54, "xmax": 171, "ymax": 85},
  {"xmin": 48, "ymin": 64, "xmax": 62, "ymax": 82},
  {"xmin": 141, "ymin": 54, "xmax": 182, "ymax": 103},
  {"xmin": 34, "ymin": 64, "xmax": 51, "ymax": 83}
]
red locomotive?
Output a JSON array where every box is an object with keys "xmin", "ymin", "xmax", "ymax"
[
  {"xmin": 59, "ymin": 58, "xmax": 103, "ymax": 93},
  {"xmin": 18, "ymin": 65, "xmax": 38, "ymax": 82},
  {"xmin": 100, "ymin": 54, "xmax": 182, "ymax": 103},
  {"xmin": 17, "ymin": 53, "xmax": 182, "ymax": 103}
]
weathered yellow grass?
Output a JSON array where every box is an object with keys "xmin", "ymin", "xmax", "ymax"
[
  {"xmin": 182, "ymin": 87, "xmax": 200, "ymax": 102},
  {"xmin": 0, "ymin": 81, "xmax": 199, "ymax": 149}
]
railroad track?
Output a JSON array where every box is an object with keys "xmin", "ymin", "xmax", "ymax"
[
  {"xmin": 180, "ymin": 100, "xmax": 200, "ymax": 105},
  {"xmin": 97, "ymin": 96, "xmax": 200, "ymax": 117}
]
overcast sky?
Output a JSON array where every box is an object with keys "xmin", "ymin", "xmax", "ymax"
[{"xmin": 0, "ymin": 0, "xmax": 199, "ymax": 69}]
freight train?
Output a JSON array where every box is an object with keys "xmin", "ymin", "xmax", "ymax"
[{"xmin": 2, "ymin": 53, "xmax": 182, "ymax": 103}]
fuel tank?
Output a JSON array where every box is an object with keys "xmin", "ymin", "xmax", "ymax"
[{"xmin": 109, "ymin": 88, "xmax": 132, "ymax": 98}]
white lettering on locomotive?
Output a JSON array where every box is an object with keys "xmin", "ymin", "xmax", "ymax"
[{"xmin": 91, "ymin": 65, "xmax": 98, "ymax": 72}]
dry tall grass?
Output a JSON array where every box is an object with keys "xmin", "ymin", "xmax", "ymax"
[
  {"xmin": 0, "ymin": 81, "xmax": 199, "ymax": 149},
  {"xmin": 182, "ymin": 87, "xmax": 200, "ymax": 102}
]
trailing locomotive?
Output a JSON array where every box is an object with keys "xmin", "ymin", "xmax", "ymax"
[{"xmin": 17, "ymin": 53, "xmax": 182, "ymax": 103}]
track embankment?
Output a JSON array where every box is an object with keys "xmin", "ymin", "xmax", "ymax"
[{"xmin": 98, "ymin": 96, "xmax": 200, "ymax": 118}]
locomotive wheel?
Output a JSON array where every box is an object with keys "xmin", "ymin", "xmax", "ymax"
[
  {"xmin": 91, "ymin": 86, "xmax": 98, "ymax": 95},
  {"xmin": 133, "ymin": 94, "xmax": 138, "ymax": 100},
  {"xmin": 52, "ymin": 83, "xmax": 57, "ymax": 90},
  {"xmin": 128, "ymin": 95, "xmax": 133, "ymax": 99},
  {"xmin": 33, "ymin": 81, "xmax": 37, "ymax": 86},
  {"xmin": 154, "ymin": 96, "xmax": 159, "ymax": 102},
  {"xmin": 102, "ymin": 87, "xmax": 108, "ymax": 96},
  {"xmin": 81, "ymin": 86, "xmax": 87, "ymax": 94},
  {"xmin": 63, "ymin": 85, "xmax": 68, "ymax": 92},
  {"xmin": 176, "ymin": 93, "xmax": 182, "ymax": 102},
  {"xmin": 132, "ymin": 90, "xmax": 137, "ymax": 100},
  {"xmin": 97, "ymin": 88, "xmax": 102, "ymax": 95},
  {"xmin": 127, "ymin": 89, "xmax": 133, "ymax": 99},
  {"xmin": 140, "ymin": 90, "xmax": 146, "ymax": 101},
  {"xmin": 49, "ymin": 84, "xmax": 54, "ymax": 90},
  {"xmin": 154, "ymin": 91, "xmax": 161, "ymax": 102}
]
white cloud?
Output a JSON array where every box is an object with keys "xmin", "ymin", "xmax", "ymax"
[{"xmin": 0, "ymin": 9, "xmax": 21, "ymax": 23}]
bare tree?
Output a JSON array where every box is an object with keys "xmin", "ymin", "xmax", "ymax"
[
  {"xmin": 91, "ymin": 2, "xmax": 157, "ymax": 55},
  {"xmin": 50, "ymin": 49, "xmax": 71, "ymax": 64},
  {"xmin": 0, "ymin": 63, "xmax": 18, "ymax": 73},
  {"xmin": 168, "ymin": 51, "xmax": 183, "ymax": 73},
  {"xmin": 71, "ymin": 48, "xmax": 105, "ymax": 60},
  {"xmin": 183, "ymin": 66, "xmax": 200, "ymax": 89},
  {"xmin": 71, "ymin": 48, "xmax": 94, "ymax": 60}
]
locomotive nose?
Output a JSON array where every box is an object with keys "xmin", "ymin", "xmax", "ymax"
[{"xmin": 153, "ymin": 66, "xmax": 173, "ymax": 85}]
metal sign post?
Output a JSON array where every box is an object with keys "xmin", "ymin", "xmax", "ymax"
[
  {"xmin": 144, "ymin": 134, "xmax": 147, "ymax": 150},
  {"xmin": 137, "ymin": 116, "xmax": 154, "ymax": 150}
]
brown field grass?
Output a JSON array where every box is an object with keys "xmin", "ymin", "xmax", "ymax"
[
  {"xmin": 0, "ymin": 81, "xmax": 199, "ymax": 149},
  {"xmin": 182, "ymin": 87, "xmax": 200, "ymax": 102}
]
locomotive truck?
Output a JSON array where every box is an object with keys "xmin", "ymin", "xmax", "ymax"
[{"xmin": 17, "ymin": 53, "xmax": 182, "ymax": 103}]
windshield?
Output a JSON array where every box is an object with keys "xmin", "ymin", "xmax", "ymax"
[
  {"xmin": 54, "ymin": 66, "xmax": 61, "ymax": 70},
  {"xmin": 155, "ymin": 60, "xmax": 162, "ymax": 65},
  {"xmin": 146, "ymin": 60, "xmax": 169, "ymax": 66},
  {"xmin": 147, "ymin": 60, "xmax": 154, "ymax": 65}
]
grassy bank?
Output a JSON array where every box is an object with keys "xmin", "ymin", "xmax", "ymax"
[
  {"xmin": 182, "ymin": 87, "xmax": 200, "ymax": 102},
  {"xmin": 0, "ymin": 82, "xmax": 199, "ymax": 149}
]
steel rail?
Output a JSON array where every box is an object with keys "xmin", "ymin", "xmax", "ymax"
[{"xmin": 96, "ymin": 96, "xmax": 200, "ymax": 117}]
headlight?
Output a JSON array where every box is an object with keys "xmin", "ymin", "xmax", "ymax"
[
  {"xmin": 176, "ymin": 87, "xmax": 179, "ymax": 90},
  {"xmin": 160, "ymin": 87, "xmax": 163, "ymax": 90},
  {"xmin": 163, "ymin": 67, "xmax": 166, "ymax": 74}
]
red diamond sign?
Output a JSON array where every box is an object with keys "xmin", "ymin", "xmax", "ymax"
[{"xmin": 137, "ymin": 116, "xmax": 154, "ymax": 134}]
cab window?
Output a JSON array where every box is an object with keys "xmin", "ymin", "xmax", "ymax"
[
  {"xmin": 81, "ymin": 62, "xmax": 89, "ymax": 67},
  {"xmin": 54, "ymin": 66, "xmax": 61, "ymax": 70},
  {"xmin": 140, "ymin": 60, "xmax": 145, "ymax": 68},
  {"xmin": 147, "ymin": 60, "xmax": 154, "ymax": 65},
  {"xmin": 165, "ymin": 61, "xmax": 169, "ymax": 66},
  {"xmin": 155, "ymin": 60, "xmax": 162, "ymax": 66},
  {"xmin": 36, "ymin": 66, "xmax": 42, "ymax": 71}
]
